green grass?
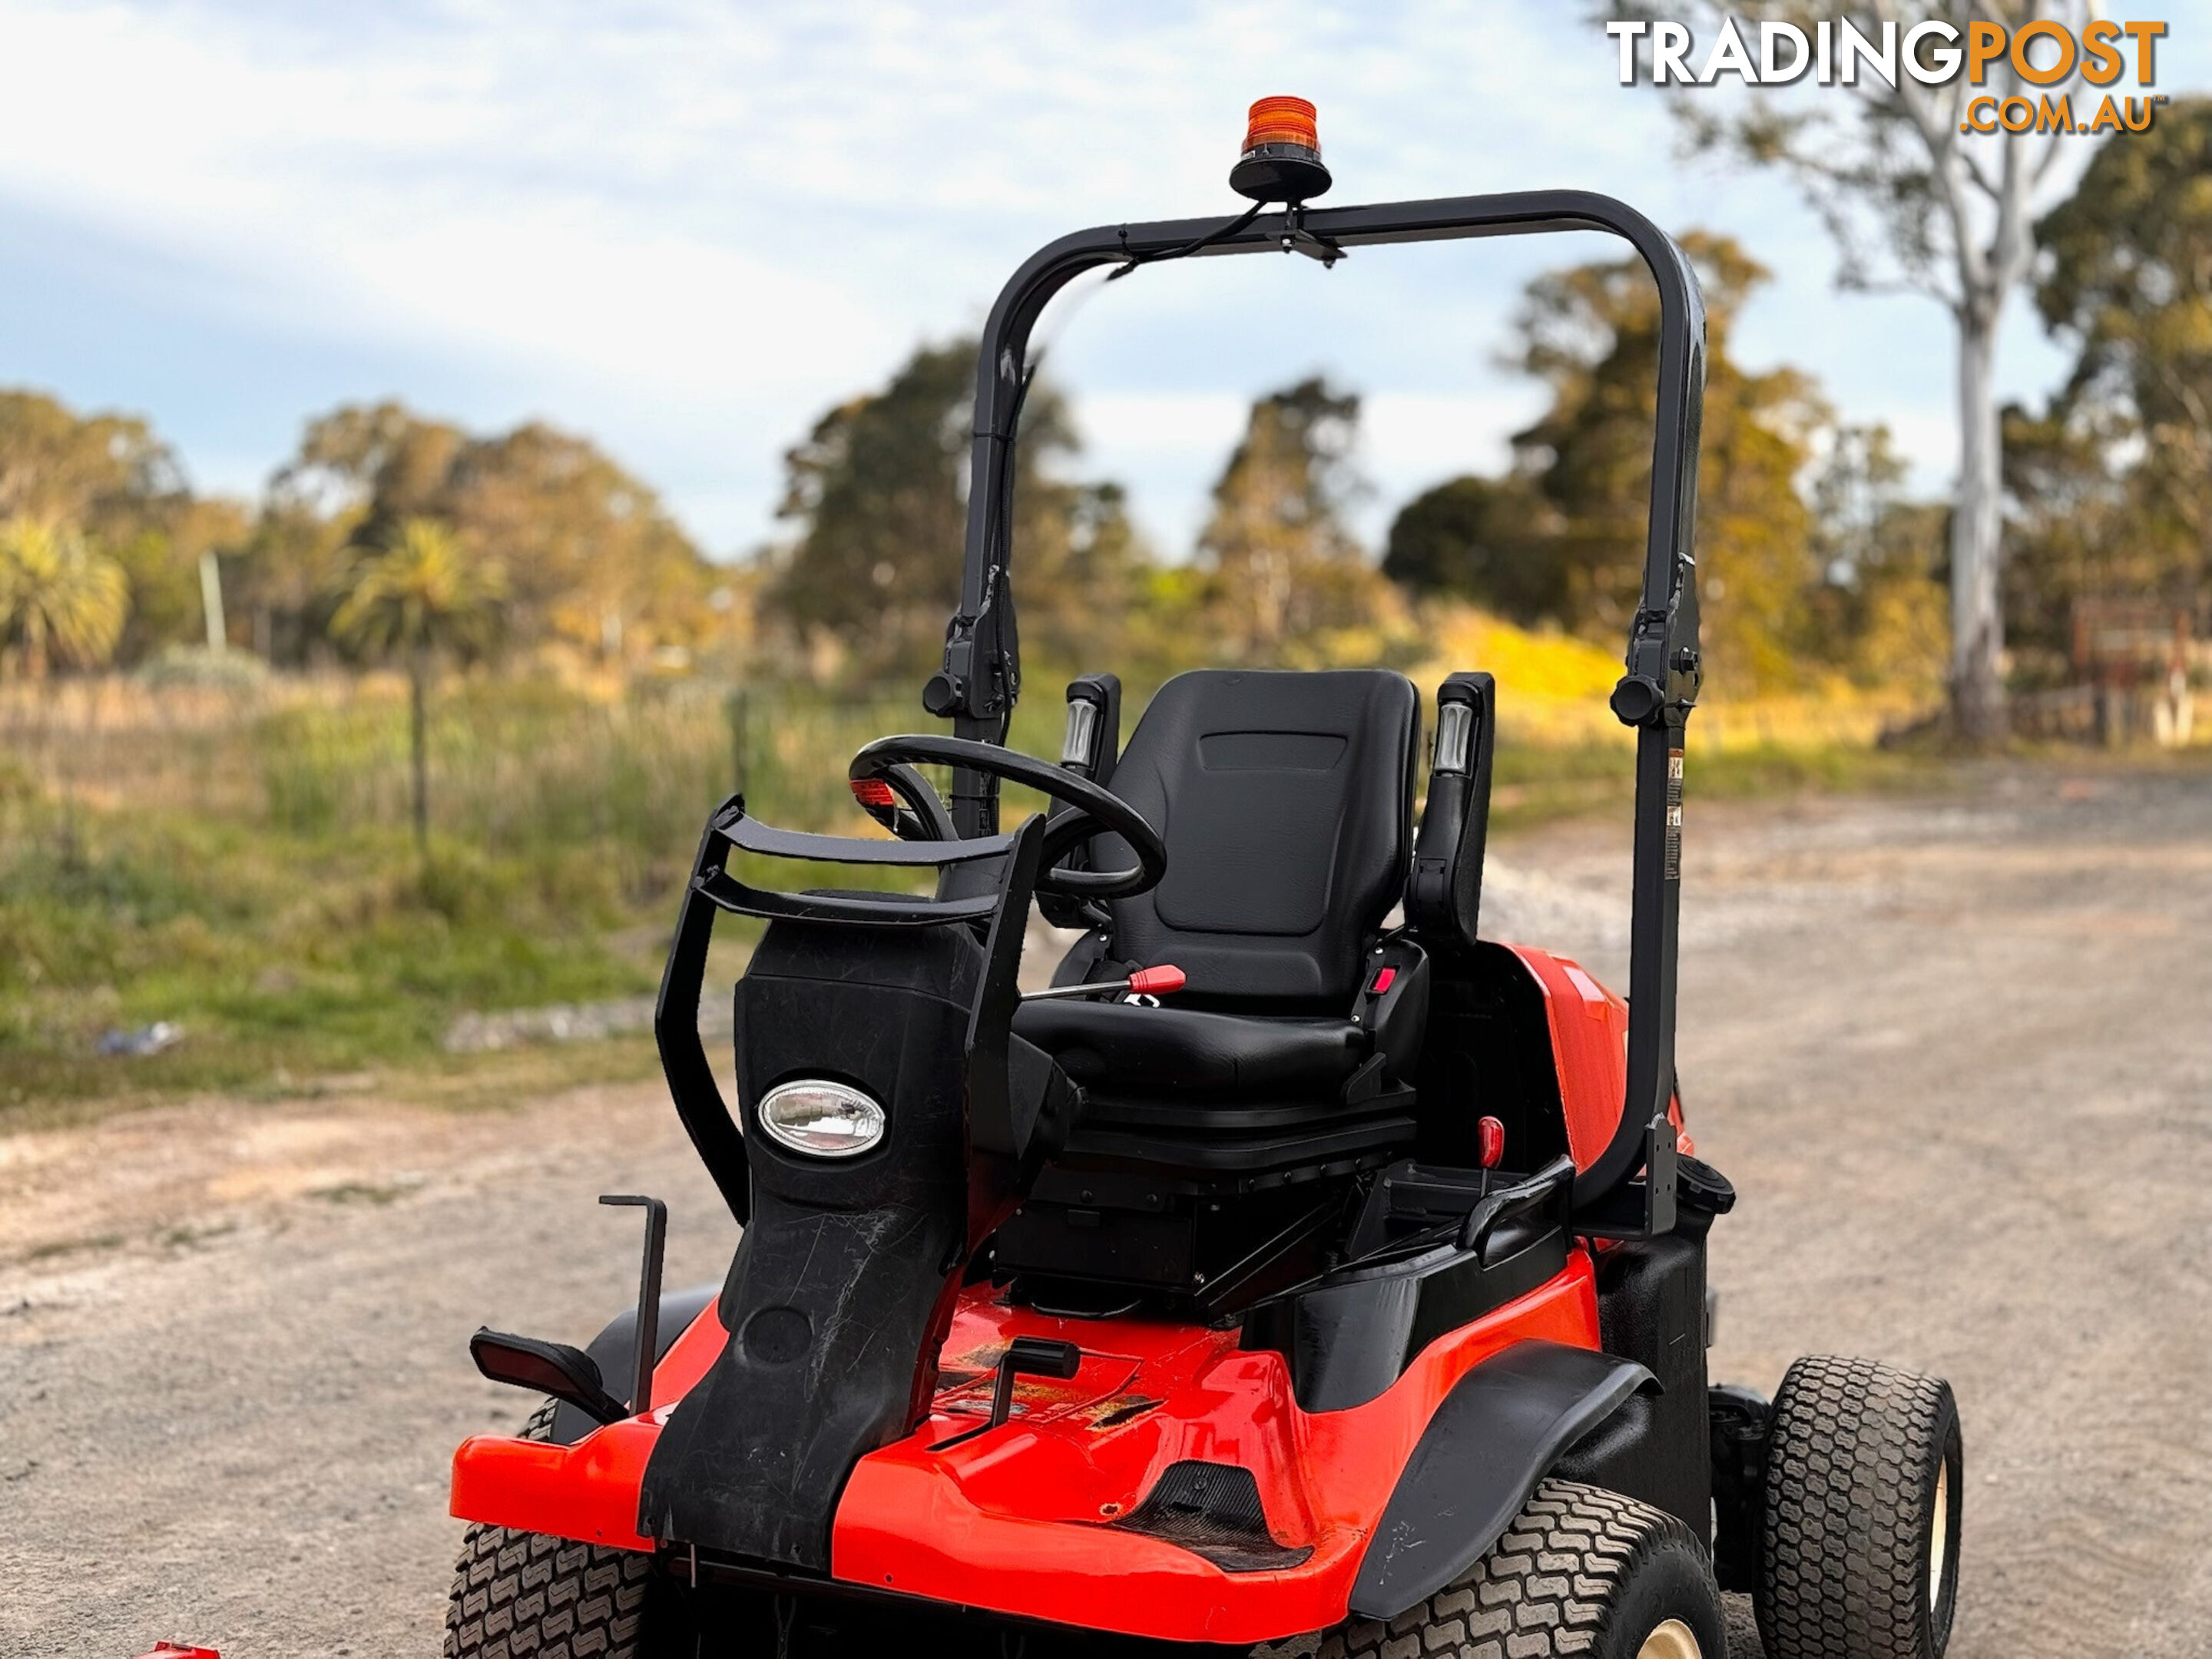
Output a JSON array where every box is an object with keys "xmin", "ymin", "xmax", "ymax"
[
  {"xmin": 2, "ymin": 677, "xmax": 804, "ymax": 1116},
  {"xmin": 0, "ymin": 672, "xmax": 1943, "ymax": 1124},
  {"xmin": 0, "ymin": 806, "xmax": 657, "ymax": 1107}
]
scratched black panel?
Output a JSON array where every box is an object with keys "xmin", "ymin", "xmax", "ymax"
[{"xmin": 638, "ymin": 921, "xmax": 981, "ymax": 1570}]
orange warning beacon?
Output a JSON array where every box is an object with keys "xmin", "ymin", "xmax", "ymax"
[{"xmin": 1230, "ymin": 94, "xmax": 1332, "ymax": 203}]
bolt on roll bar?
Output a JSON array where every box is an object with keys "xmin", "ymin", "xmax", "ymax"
[{"xmin": 932, "ymin": 190, "xmax": 1707, "ymax": 1223}]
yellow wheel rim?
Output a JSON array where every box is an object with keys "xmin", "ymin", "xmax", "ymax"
[
  {"xmin": 1637, "ymin": 1617, "xmax": 1703, "ymax": 1659},
  {"xmin": 1929, "ymin": 1460, "xmax": 1951, "ymax": 1611}
]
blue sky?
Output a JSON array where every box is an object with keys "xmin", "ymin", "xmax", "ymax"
[{"xmin": 1, "ymin": 2, "xmax": 2200, "ymax": 558}]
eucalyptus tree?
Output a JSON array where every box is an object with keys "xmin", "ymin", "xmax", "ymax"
[{"xmin": 1601, "ymin": 1, "xmax": 2122, "ymax": 740}]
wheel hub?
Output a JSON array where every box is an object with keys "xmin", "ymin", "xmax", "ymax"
[
  {"xmin": 1929, "ymin": 1459, "xmax": 1951, "ymax": 1610},
  {"xmin": 1637, "ymin": 1617, "xmax": 1703, "ymax": 1659}
]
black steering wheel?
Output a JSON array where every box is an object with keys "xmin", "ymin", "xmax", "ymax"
[{"xmin": 849, "ymin": 734, "xmax": 1167, "ymax": 900}]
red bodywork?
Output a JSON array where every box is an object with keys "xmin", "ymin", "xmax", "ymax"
[{"xmin": 451, "ymin": 945, "xmax": 1680, "ymax": 1644}]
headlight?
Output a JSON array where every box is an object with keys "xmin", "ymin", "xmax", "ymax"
[{"xmin": 756, "ymin": 1079, "xmax": 886, "ymax": 1158}]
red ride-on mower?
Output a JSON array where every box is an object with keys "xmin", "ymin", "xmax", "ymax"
[{"xmin": 445, "ymin": 104, "xmax": 1963, "ymax": 1659}]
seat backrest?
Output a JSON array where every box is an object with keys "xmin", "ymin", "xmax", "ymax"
[{"xmin": 1094, "ymin": 669, "xmax": 1420, "ymax": 1008}]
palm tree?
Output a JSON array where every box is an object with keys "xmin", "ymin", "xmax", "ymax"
[
  {"xmin": 0, "ymin": 516, "xmax": 129, "ymax": 680},
  {"xmin": 0, "ymin": 517, "xmax": 132, "ymax": 864},
  {"xmin": 331, "ymin": 518, "xmax": 505, "ymax": 853}
]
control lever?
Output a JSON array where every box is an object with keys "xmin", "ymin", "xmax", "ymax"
[
  {"xmin": 1021, "ymin": 965, "xmax": 1184, "ymax": 1002},
  {"xmin": 930, "ymin": 1336, "xmax": 1084, "ymax": 1450},
  {"xmin": 1475, "ymin": 1114, "xmax": 1505, "ymax": 1200},
  {"xmin": 600, "ymin": 1194, "xmax": 667, "ymax": 1414}
]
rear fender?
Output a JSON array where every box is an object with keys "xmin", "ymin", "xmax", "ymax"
[{"xmin": 1349, "ymin": 1339, "xmax": 1655, "ymax": 1620}]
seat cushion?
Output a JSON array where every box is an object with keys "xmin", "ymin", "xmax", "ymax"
[{"xmin": 1012, "ymin": 998, "xmax": 1367, "ymax": 1100}]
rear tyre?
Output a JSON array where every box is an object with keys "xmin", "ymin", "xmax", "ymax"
[
  {"xmin": 1259, "ymin": 1478, "xmax": 1725, "ymax": 1659},
  {"xmin": 1757, "ymin": 1355, "xmax": 1963, "ymax": 1659},
  {"xmin": 442, "ymin": 1402, "xmax": 659, "ymax": 1659}
]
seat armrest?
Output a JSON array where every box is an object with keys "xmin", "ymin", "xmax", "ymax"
[
  {"xmin": 1407, "ymin": 671, "xmax": 1496, "ymax": 959},
  {"xmin": 1038, "ymin": 673, "xmax": 1124, "ymax": 930}
]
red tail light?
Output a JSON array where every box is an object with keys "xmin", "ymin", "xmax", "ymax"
[{"xmin": 850, "ymin": 778, "xmax": 899, "ymax": 809}]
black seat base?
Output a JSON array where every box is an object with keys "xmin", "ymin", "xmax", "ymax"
[
  {"xmin": 985, "ymin": 1088, "xmax": 1414, "ymax": 1319},
  {"xmin": 990, "ymin": 1176, "xmax": 1363, "ymax": 1318},
  {"xmin": 1061, "ymin": 1091, "xmax": 1416, "ymax": 1177},
  {"xmin": 1010, "ymin": 1000, "xmax": 1369, "ymax": 1098}
]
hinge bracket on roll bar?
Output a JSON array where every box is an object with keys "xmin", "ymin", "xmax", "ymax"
[{"xmin": 1570, "ymin": 1111, "xmax": 1678, "ymax": 1240}]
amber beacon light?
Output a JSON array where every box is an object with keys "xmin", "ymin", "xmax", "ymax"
[{"xmin": 1229, "ymin": 94, "xmax": 1332, "ymax": 204}]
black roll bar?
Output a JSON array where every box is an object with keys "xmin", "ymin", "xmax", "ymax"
[{"xmin": 934, "ymin": 190, "xmax": 1707, "ymax": 1220}]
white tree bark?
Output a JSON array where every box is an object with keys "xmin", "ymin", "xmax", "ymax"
[
  {"xmin": 1627, "ymin": 0, "xmax": 2097, "ymax": 738},
  {"xmin": 1951, "ymin": 304, "xmax": 2008, "ymax": 738},
  {"xmin": 1874, "ymin": 0, "xmax": 2071, "ymax": 740}
]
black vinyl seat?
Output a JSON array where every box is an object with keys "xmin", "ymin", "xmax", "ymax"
[{"xmin": 1011, "ymin": 669, "xmax": 1425, "ymax": 1148}]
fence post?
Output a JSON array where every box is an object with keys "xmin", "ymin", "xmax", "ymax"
[{"xmin": 726, "ymin": 687, "xmax": 750, "ymax": 794}]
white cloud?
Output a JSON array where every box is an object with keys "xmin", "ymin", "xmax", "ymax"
[
  {"xmin": 1069, "ymin": 390, "xmax": 1250, "ymax": 554},
  {"xmin": 1359, "ymin": 390, "xmax": 1548, "ymax": 495}
]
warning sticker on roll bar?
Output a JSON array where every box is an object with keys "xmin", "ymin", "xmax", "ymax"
[{"xmin": 1665, "ymin": 749, "xmax": 1684, "ymax": 882}]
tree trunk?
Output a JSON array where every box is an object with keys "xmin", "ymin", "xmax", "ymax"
[
  {"xmin": 1949, "ymin": 305, "xmax": 2008, "ymax": 747},
  {"xmin": 409, "ymin": 657, "xmax": 430, "ymax": 855}
]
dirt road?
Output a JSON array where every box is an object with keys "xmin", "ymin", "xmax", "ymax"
[{"xmin": 5, "ymin": 766, "xmax": 2208, "ymax": 1657}]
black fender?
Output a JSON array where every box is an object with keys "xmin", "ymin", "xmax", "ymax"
[
  {"xmin": 546, "ymin": 1283, "xmax": 720, "ymax": 1445},
  {"xmin": 1349, "ymin": 1339, "xmax": 1656, "ymax": 1620}
]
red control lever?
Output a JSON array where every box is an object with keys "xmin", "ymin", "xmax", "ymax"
[{"xmin": 1022, "ymin": 964, "xmax": 1185, "ymax": 1002}]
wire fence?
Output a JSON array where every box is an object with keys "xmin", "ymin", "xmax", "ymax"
[{"xmin": 0, "ymin": 668, "xmax": 1942, "ymax": 877}]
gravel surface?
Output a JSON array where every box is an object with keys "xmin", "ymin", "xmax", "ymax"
[{"xmin": 4, "ymin": 765, "xmax": 2207, "ymax": 1657}]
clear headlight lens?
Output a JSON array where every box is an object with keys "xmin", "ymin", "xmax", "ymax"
[{"xmin": 756, "ymin": 1079, "xmax": 886, "ymax": 1158}]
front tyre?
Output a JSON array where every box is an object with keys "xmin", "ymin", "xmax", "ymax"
[
  {"xmin": 442, "ymin": 1402, "xmax": 658, "ymax": 1659},
  {"xmin": 1261, "ymin": 1478, "xmax": 1726, "ymax": 1659},
  {"xmin": 1757, "ymin": 1355, "xmax": 1963, "ymax": 1659}
]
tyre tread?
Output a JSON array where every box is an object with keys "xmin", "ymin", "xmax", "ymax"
[
  {"xmin": 1756, "ymin": 1353, "xmax": 1959, "ymax": 1659},
  {"xmin": 1256, "ymin": 1479, "xmax": 1717, "ymax": 1659}
]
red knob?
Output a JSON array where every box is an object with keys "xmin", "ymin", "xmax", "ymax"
[
  {"xmin": 1476, "ymin": 1117, "xmax": 1505, "ymax": 1171},
  {"xmin": 1128, "ymin": 965, "xmax": 1185, "ymax": 996}
]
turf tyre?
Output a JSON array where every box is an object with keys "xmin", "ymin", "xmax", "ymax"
[
  {"xmin": 1259, "ymin": 1477, "xmax": 1725, "ymax": 1658},
  {"xmin": 442, "ymin": 1402, "xmax": 658, "ymax": 1659},
  {"xmin": 1757, "ymin": 1355, "xmax": 1962, "ymax": 1659}
]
